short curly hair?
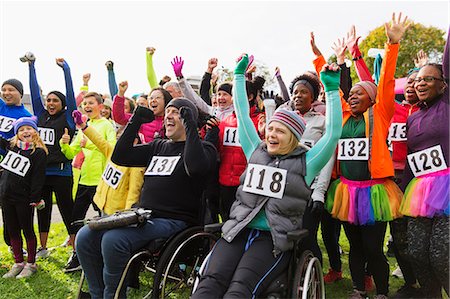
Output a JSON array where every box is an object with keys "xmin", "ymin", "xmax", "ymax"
[{"xmin": 289, "ymin": 73, "xmax": 321, "ymax": 102}]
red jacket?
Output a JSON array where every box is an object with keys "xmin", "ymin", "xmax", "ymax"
[
  {"xmin": 218, "ymin": 106, "xmax": 260, "ymax": 186},
  {"xmin": 389, "ymin": 101, "xmax": 419, "ymax": 170}
]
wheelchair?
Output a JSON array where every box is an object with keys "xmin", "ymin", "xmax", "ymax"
[
  {"xmin": 76, "ymin": 220, "xmax": 218, "ymax": 299},
  {"xmin": 192, "ymin": 224, "xmax": 325, "ymax": 299}
]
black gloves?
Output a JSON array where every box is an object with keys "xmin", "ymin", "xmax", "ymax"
[{"xmin": 133, "ymin": 106, "xmax": 155, "ymax": 123}]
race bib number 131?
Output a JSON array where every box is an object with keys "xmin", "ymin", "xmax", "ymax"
[
  {"xmin": 145, "ymin": 156, "xmax": 181, "ymax": 176},
  {"xmin": 243, "ymin": 164, "xmax": 287, "ymax": 199}
]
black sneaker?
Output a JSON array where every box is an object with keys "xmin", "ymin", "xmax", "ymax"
[
  {"xmin": 64, "ymin": 252, "xmax": 82, "ymax": 273},
  {"xmin": 391, "ymin": 284, "xmax": 423, "ymax": 298}
]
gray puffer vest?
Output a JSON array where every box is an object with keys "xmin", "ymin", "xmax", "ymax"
[{"xmin": 222, "ymin": 143, "xmax": 312, "ymax": 256}]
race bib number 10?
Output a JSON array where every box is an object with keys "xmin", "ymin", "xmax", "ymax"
[
  {"xmin": 338, "ymin": 138, "xmax": 369, "ymax": 161},
  {"xmin": 38, "ymin": 127, "xmax": 55, "ymax": 145},
  {"xmin": 102, "ymin": 163, "xmax": 124, "ymax": 189},
  {"xmin": 145, "ymin": 156, "xmax": 181, "ymax": 176},
  {"xmin": 407, "ymin": 145, "xmax": 447, "ymax": 177},
  {"xmin": 223, "ymin": 127, "xmax": 241, "ymax": 147},
  {"xmin": 243, "ymin": 164, "xmax": 287, "ymax": 199},
  {"xmin": 0, "ymin": 151, "xmax": 31, "ymax": 177},
  {"xmin": 0, "ymin": 116, "xmax": 15, "ymax": 133}
]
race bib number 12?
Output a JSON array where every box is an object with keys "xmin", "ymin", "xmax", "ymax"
[
  {"xmin": 407, "ymin": 145, "xmax": 447, "ymax": 177},
  {"xmin": 145, "ymin": 156, "xmax": 181, "ymax": 176},
  {"xmin": 242, "ymin": 164, "xmax": 287, "ymax": 199},
  {"xmin": 0, "ymin": 151, "xmax": 31, "ymax": 177},
  {"xmin": 0, "ymin": 116, "xmax": 15, "ymax": 133},
  {"xmin": 338, "ymin": 138, "xmax": 369, "ymax": 161}
]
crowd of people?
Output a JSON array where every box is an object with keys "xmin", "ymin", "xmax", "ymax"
[{"xmin": 0, "ymin": 12, "xmax": 448, "ymax": 299}]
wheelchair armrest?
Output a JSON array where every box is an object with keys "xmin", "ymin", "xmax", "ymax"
[
  {"xmin": 204, "ymin": 223, "xmax": 223, "ymax": 233},
  {"xmin": 287, "ymin": 229, "xmax": 309, "ymax": 242}
]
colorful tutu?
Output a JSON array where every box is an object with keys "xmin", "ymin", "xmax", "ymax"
[
  {"xmin": 326, "ymin": 177, "xmax": 403, "ymax": 225},
  {"xmin": 400, "ymin": 168, "xmax": 450, "ymax": 218}
]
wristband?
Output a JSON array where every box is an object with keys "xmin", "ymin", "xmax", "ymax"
[
  {"xmin": 352, "ymin": 55, "xmax": 363, "ymax": 61},
  {"xmin": 82, "ymin": 123, "xmax": 89, "ymax": 131}
]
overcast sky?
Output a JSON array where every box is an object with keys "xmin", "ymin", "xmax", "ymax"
[{"xmin": 1, "ymin": 0, "xmax": 448, "ymax": 97}]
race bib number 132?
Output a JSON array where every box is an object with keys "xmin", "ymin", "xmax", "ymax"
[
  {"xmin": 337, "ymin": 138, "xmax": 369, "ymax": 161},
  {"xmin": 242, "ymin": 164, "xmax": 287, "ymax": 199},
  {"xmin": 407, "ymin": 145, "xmax": 447, "ymax": 177}
]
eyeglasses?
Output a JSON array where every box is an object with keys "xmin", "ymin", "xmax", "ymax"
[{"xmin": 413, "ymin": 76, "xmax": 444, "ymax": 83}]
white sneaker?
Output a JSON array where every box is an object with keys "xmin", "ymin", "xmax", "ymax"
[
  {"xmin": 3, "ymin": 262, "xmax": 25, "ymax": 278},
  {"xmin": 16, "ymin": 263, "xmax": 37, "ymax": 279},
  {"xmin": 392, "ymin": 266, "xmax": 404, "ymax": 279},
  {"xmin": 60, "ymin": 236, "xmax": 71, "ymax": 247},
  {"xmin": 36, "ymin": 247, "xmax": 50, "ymax": 258}
]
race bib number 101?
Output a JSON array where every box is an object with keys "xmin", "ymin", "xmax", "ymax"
[
  {"xmin": 0, "ymin": 151, "xmax": 31, "ymax": 177},
  {"xmin": 407, "ymin": 145, "xmax": 447, "ymax": 177},
  {"xmin": 242, "ymin": 164, "xmax": 287, "ymax": 199},
  {"xmin": 337, "ymin": 138, "xmax": 369, "ymax": 161},
  {"xmin": 145, "ymin": 156, "xmax": 181, "ymax": 176}
]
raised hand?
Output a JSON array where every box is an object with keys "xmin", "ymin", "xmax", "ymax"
[
  {"xmin": 205, "ymin": 115, "xmax": 220, "ymax": 130},
  {"xmin": 385, "ymin": 12, "xmax": 410, "ymax": 44},
  {"xmin": 171, "ymin": 56, "xmax": 184, "ymax": 78},
  {"xmin": 414, "ymin": 49, "xmax": 429, "ymax": 68},
  {"xmin": 72, "ymin": 110, "xmax": 87, "ymax": 129},
  {"xmin": 310, "ymin": 32, "xmax": 323, "ymax": 57},
  {"xmin": 320, "ymin": 63, "xmax": 341, "ymax": 92},
  {"xmin": 207, "ymin": 58, "xmax": 218, "ymax": 73},
  {"xmin": 146, "ymin": 47, "xmax": 156, "ymax": 55},
  {"xmin": 133, "ymin": 106, "xmax": 155, "ymax": 123},
  {"xmin": 118, "ymin": 81, "xmax": 128, "ymax": 97},
  {"xmin": 346, "ymin": 25, "xmax": 361, "ymax": 50},
  {"xmin": 331, "ymin": 37, "xmax": 347, "ymax": 65},
  {"xmin": 19, "ymin": 52, "xmax": 35, "ymax": 63},
  {"xmin": 83, "ymin": 73, "xmax": 91, "ymax": 86},
  {"xmin": 274, "ymin": 67, "xmax": 281, "ymax": 77},
  {"xmin": 234, "ymin": 54, "xmax": 249, "ymax": 75},
  {"xmin": 60, "ymin": 128, "xmax": 71, "ymax": 144},
  {"xmin": 105, "ymin": 60, "xmax": 114, "ymax": 70},
  {"xmin": 56, "ymin": 58, "xmax": 65, "ymax": 68}
]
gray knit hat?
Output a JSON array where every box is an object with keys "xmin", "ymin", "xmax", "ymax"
[{"xmin": 2, "ymin": 79, "xmax": 24, "ymax": 96}]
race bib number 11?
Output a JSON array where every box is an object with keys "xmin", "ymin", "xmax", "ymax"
[
  {"xmin": 0, "ymin": 151, "xmax": 31, "ymax": 177},
  {"xmin": 407, "ymin": 145, "xmax": 447, "ymax": 177},
  {"xmin": 145, "ymin": 156, "xmax": 181, "ymax": 176},
  {"xmin": 338, "ymin": 138, "xmax": 369, "ymax": 161},
  {"xmin": 223, "ymin": 127, "xmax": 241, "ymax": 147},
  {"xmin": 243, "ymin": 164, "xmax": 287, "ymax": 199}
]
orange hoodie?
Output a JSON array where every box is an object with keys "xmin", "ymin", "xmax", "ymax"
[{"xmin": 313, "ymin": 43, "xmax": 399, "ymax": 179}]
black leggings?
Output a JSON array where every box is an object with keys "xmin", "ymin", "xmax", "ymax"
[
  {"xmin": 2, "ymin": 201, "xmax": 37, "ymax": 264},
  {"xmin": 321, "ymin": 209, "xmax": 342, "ymax": 271},
  {"xmin": 343, "ymin": 221, "xmax": 389, "ymax": 295},
  {"xmin": 38, "ymin": 175, "xmax": 75, "ymax": 235},
  {"xmin": 192, "ymin": 228, "xmax": 291, "ymax": 299},
  {"xmin": 71, "ymin": 185, "xmax": 100, "ymax": 233},
  {"xmin": 390, "ymin": 217, "xmax": 417, "ymax": 286},
  {"xmin": 299, "ymin": 200, "xmax": 322, "ymax": 264}
]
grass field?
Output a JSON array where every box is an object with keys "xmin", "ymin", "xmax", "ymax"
[{"xmin": 0, "ymin": 222, "xmax": 406, "ymax": 299}]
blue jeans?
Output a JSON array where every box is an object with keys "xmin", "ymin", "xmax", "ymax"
[{"xmin": 76, "ymin": 218, "xmax": 188, "ymax": 299}]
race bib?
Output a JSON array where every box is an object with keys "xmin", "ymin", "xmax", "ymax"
[
  {"xmin": 0, "ymin": 116, "xmax": 15, "ymax": 133},
  {"xmin": 0, "ymin": 151, "xmax": 31, "ymax": 177},
  {"xmin": 388, "ymin": 123, "xmax": 407, "ymax": 142},
  {"xmin": 145, "ymin": 156, "xmax": 181, "ymax": 176},
  {"xmin": 223, "ymin": 127, "xmax": 240, "ymax": 147},
  {"xmin": 338, "ymin": 138, "xmax": 369, "ymax": 161},
  {"xmin": 38, "ymin": 127, "xmax": 55, "ymax": 145},
  {"xmin": 242, "ymin": 164, "xmax": 287, "ymax": 199},
  {"xmin": 301, "ymin": 139, "xmax": 315, "ymax": 149},
  {"xmin": 102, "ymin": 163, "xmax": 124, "ymax": 189},
  {"xmin": 407, "ymin": 145, "xmax": 447, "ymax": 177}
]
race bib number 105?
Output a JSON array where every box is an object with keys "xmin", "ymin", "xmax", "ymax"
[
  {"xmin": 407, "ymin": 145, "xmax": 447, "ymax": 177},
  {"xmin": 0, "ymin": 151, "xmax": 31, "ymax": 177},
  {"xmin": 102, "ymin": 163, "xmax": 124, "ymax": 189},
  {"xmin": 242, "ymin": 164, "xmax": 287, "ymax": 199},
  {"xmin": 145, "ymin": 156, "xmax": 181, "ymax": 176},
  {"xmin": 337, "ymin": 138, "xmax": 369, "ymax": 161}
]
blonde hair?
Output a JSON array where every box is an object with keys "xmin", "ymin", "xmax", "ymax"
[{"xmin": 10, "ymin": 132, "xmax": 48, "ymax": 155}]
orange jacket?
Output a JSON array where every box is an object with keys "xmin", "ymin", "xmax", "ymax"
[{"xmin": 313, "ymin": 43, "xmax": 399, "ymax": 179}]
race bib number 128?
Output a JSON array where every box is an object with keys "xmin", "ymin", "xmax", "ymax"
[
  {"xmin": 145, "ymin": 156, "xmax": 181, "ymax": 176},
  {"xmin": 242, "ymin": 164, "xmax": 287, "ymax": 199},
  {"xmin": 0, "ymin": 151, "xmax": 31, "ymax": 177},
  {"xmin": 407, "ymin": 145, "xmax": 447, "ymax": 177}
]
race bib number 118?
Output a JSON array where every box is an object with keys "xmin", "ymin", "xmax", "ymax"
[{"xmin": 242, "ymin": 164, "xmax": 287, "ymax": 199}]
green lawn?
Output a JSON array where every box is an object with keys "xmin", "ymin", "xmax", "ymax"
[{"xmin": 0, "ymin": 222, "xmax": 406, "ymax": 298}]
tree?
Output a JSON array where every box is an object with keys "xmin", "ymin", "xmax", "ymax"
[{"xmin": 359, "ymin": 22, "xmax": 446, "ymax": 78}]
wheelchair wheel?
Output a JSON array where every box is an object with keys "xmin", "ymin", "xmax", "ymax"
[
  {"xmin": 151, "ymin": 227, "xmax": 218, "ymax": 299},
  {"xmin": 291, "ymin": 250, "xmax": 325, "ymax": 299}
]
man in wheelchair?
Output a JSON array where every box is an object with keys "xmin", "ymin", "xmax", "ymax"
[
  {"xmin": 75, "ymin": 99, "xmax": 217, "ymax": 299},
  {"xmin": 191, "ymin": 55, "xmax": 342, "ymax": 298}
]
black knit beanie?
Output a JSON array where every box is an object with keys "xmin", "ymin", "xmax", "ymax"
[
  {"xmin": 166, "ymin": 98, "xmax": 199, "ymax": 121},
  {"xmin": 217, "ymin": 82, "xmax": 233, "ymax": 96},
  {"xmin": 2, "ymin": 79, "xmax": 23, "ymax": 96}
]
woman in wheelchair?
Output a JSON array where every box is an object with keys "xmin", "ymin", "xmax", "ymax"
[
  {"xmin": 75, "ymin": 98, "xmax": 217, "ymax": 299},
  {"xmin": 191, "ymin": 55, "xmax": 343, "ymax": 298}
]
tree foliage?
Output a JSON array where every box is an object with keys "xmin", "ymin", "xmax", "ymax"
[{"xmin": 359, "ymin": 23, "xmax": 446, "ymax": 78}]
